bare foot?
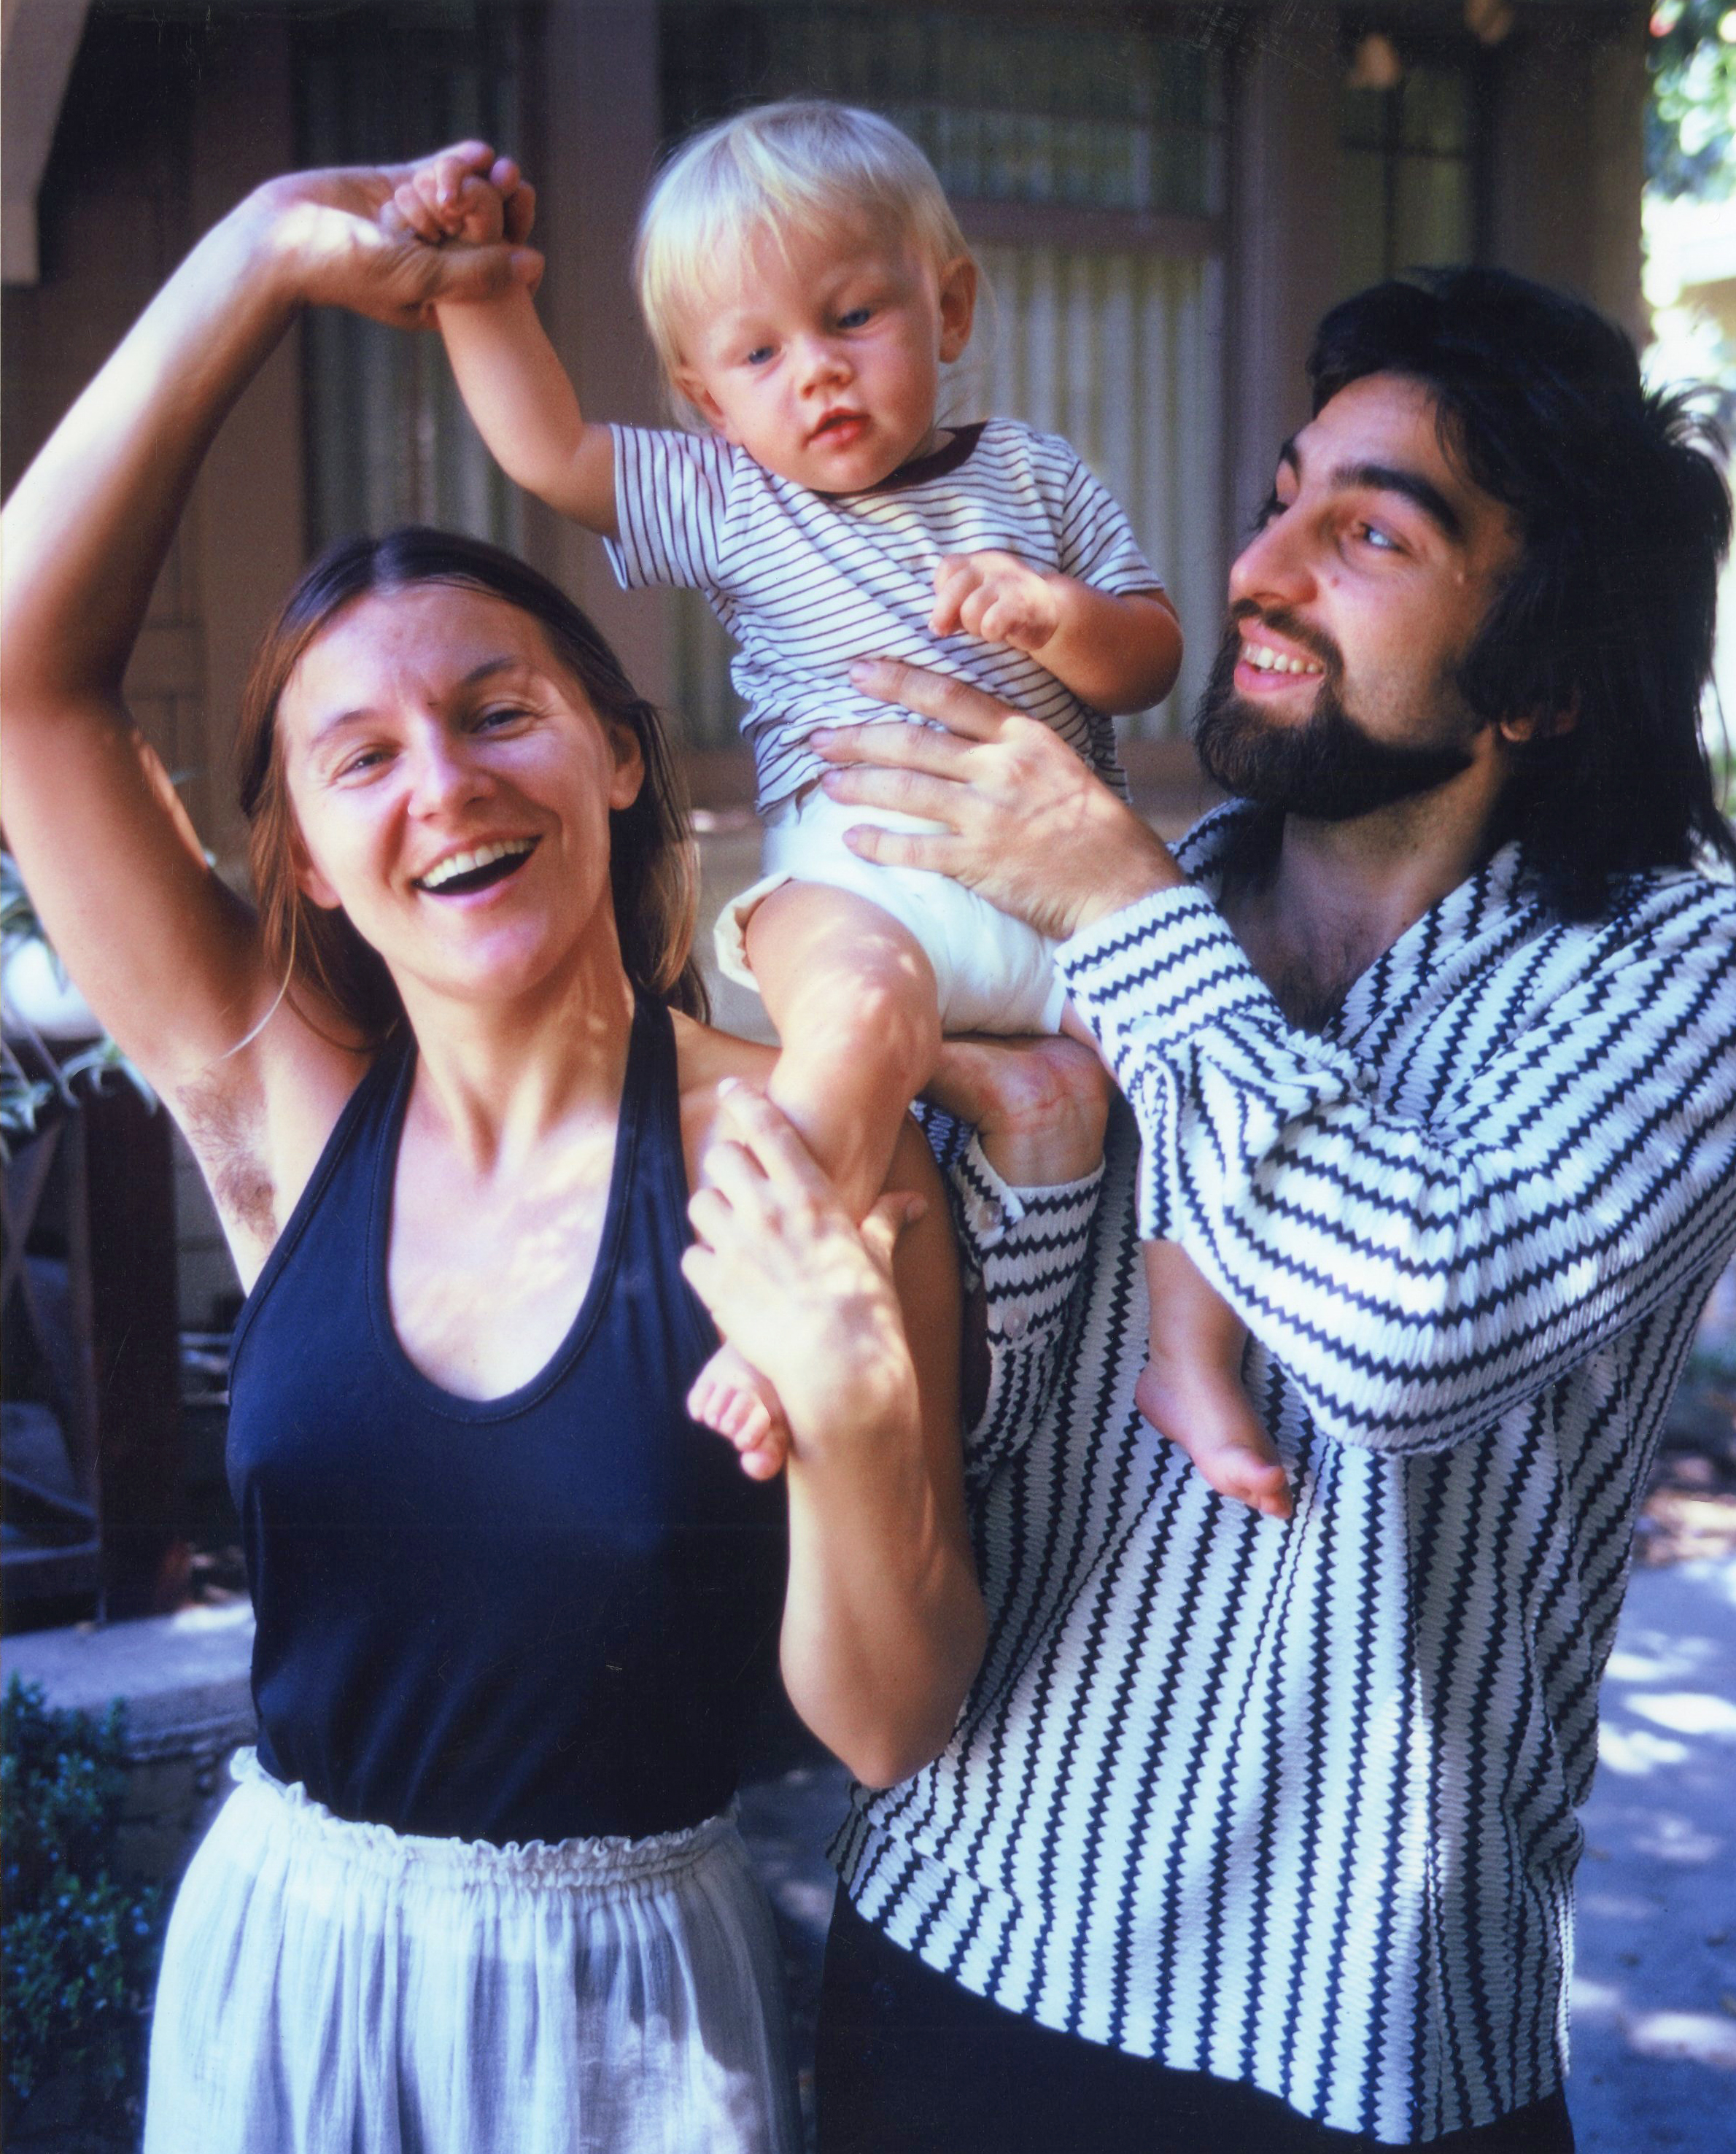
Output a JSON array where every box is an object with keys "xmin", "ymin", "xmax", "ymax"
[
  {"xmin": 1135, "ymin": 1355, "xmax": 1293, "ymax": 1519},
  {"xmin": 687, "ymin": 1339, "xmax": 791, "ymax": 1481}
]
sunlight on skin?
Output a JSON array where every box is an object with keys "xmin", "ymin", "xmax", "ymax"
[{"xmin": 387, "ymin": 1120, "xmax": 620, "ymax": 1398}]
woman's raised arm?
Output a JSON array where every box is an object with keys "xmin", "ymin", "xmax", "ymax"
[{"xmin": 0, "ymin": 169, "xmax": 538, "ymax": 1114}]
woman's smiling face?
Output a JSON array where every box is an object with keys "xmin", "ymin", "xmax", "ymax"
[{"xmin": 276, "ymin": 584, "xmax": 643, "ymax": 1010}]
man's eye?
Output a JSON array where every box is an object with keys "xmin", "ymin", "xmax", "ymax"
[
  {"xmin": 836, "ymin": 306, "xmax": 872, "ymax": 330},
  {"xmin": 1254, "ymin": 491, "xmax": 1285, "ymax": 530},
  {"xmin": 1357, "ymin": 522, "xmax": 1400, "ymax": 553}
]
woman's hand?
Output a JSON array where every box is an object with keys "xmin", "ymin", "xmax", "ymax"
[
  {"xmin": 249, "ymin": 156, "xmax": 540, "ymax": 329},
  {"xmin": 682, "ymin": 1084, "xmax": 927, "ymax": 1472},
  {"xmin": 386, "ymin": 139, "xmax": 536, "ymax": 255},
  {"xmin": 813, "ymin": 658, "xmax": 1184, "ymax": 941},
  {"xmin": 685, "ymin": 1085, "xmax": 983, "ymax": 1787}
]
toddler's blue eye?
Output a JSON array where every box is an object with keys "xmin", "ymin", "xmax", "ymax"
[
  {"xmin": 837, "ymin": 307, "xmax": 872, "ymax": 329},
  {"xmin": 745, "ymin": 344, "xmax": 775, "ymax": 366}
]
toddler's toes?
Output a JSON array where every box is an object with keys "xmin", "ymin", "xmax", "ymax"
[{"xmin": 689, "ymin": 1344, "xmax": 789, "ymax": 1471}]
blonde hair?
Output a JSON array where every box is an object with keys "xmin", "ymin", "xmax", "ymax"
[{"xmin": 634, "ymin": 100, "xmax": 972, "ymax": 419}]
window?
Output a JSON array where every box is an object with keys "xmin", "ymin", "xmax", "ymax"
[
  {"xmin": 298, "ymin": 0, "xmax": 530, "ymax": 552},
  {"xmin": 1339, "ymin": 54, "xmax": 1480, "ymax": 295},
  {"xmin": 658, "ymin": 1, "xmax": 1228, "ymax": 745},
  {"xmin": 663, "ymin": 0, "xmax": 1225, "ymax": 217}
]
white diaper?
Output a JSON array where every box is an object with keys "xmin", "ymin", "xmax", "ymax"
[{"xmin": 714, "ymin": 787, "xmax": 1066, "ymax": 1036}]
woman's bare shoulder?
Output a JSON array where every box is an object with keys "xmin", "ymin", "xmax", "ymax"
[{"xmin": 669, "ymin": 1010, "xmax": 778, "ymax": 1171}]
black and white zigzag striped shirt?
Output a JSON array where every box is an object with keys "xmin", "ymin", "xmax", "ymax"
[
  {"xmin": 835, "ymin": 809, "xmax": 1736, "ymax": 2142},
  {"xmin": 605, "ymin": 418, "xmax": 1158, "ymax": 808}
]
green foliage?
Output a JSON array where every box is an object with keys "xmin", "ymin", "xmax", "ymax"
[
  {"xmin": 1648, "ymin": 0, "xmax": 1736, "ymax": 200},
  {"xmin": 1, "ymin": 851, "xmax": 155, "ymax": 1160},
  {"xmin": 1, "ymin": 1677, "xmax": 166, "ymax": 2120}
]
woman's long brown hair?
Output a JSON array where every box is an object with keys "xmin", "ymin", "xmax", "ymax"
[{"xmin": 236, "ymin": 527, "xmax": 708, "ymax": 1047}]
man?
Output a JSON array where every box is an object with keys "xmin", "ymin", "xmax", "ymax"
[{"xmin": 810, "ymin": 270, "xmax": 1736, "ymax": 2150}]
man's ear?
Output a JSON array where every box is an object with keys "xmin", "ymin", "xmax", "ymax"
[
  {"xmin": 1497, "ymin": 699, "xmax": 1578, "ymax": 746},
  {"xmin": 674, "ymin": 368, "xmax": 731, "ymax": 438},
  {"xmin": 938, "ymin": 256, "xmax": 978, "ymax": 365}
]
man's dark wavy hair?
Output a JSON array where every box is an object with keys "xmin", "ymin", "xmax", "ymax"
[{"xmin": 1308, "ymin": 268, "xmax": 1735, "ymax": 918}]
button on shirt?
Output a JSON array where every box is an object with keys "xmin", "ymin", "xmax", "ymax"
[{"xmin": 840, "ymin": 810, "xmax": 1736, "ymax": 2143}]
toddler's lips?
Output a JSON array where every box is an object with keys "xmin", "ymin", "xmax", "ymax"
[{"xmin": 810, "ymin": 410, "xmax": 868, "ymax": 448}]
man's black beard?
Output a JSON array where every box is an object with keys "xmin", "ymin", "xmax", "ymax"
[{"xmin": 1191, "ymin": 618, "xmax": 1478, "ymax": 822}]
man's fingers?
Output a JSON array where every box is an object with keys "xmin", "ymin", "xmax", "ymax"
[
  {"xmin": 813, "ymin": 718, "xmax": 973, "ymax": 778},
  {"xmin": 821, "ymin": 763, "xmax": 966, "ymax": 826},
  {"xmin": 841, "ymin": 822, "xmax": 969, "ymax": 878},
  {"xmin": 847, "ymin": 657, "xmax": 1013, "ymax": 740}
]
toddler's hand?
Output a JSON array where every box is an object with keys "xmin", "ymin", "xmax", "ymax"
[
  {"xmin": 384, "ymin": 139, "xmax": 536, "ymax": 255},
  {"xmin": 931, "ymin": 550, "xmax": 1063, "ymax": 655}
]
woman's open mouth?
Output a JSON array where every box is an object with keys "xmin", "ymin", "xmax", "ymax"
[{"xmin": 413, "ymin": 837, "xmax": 539, "ymax": 896}]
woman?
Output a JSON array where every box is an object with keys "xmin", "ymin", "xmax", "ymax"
[{"xmin": 0, "ymin": 160, "xmax": 988, "ymax": 2153}]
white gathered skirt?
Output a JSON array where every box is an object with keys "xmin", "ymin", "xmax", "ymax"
[{"xmin": 144, "ymin": 1751, "xmax": 803, "ymax": 2154}]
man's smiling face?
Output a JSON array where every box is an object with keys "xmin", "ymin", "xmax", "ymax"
[{"xmin": 1194, "ymin": 372, "xmax": 1523, "ymax": 820}]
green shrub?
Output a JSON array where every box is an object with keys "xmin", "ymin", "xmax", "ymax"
[{"xmin": 1, "ymin": 1675, "xmax": 166, "ymax": 2125}]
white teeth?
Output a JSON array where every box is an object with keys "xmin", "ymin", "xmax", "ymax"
[
  {"xmin": 416, "ymin": 838, "xmax": 535, "ymax": 891},
  {"xmin": 1245, "ymin": 642, "xmax": 1322, "ymax": 677}
]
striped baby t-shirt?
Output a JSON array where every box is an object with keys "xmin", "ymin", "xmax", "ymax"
[
  {"xmin": 841, "ymin": 806, "xmax": 1736, "ymax": 2143},
  {"xmin": 605, "ymin": 418, "xmax": 1160, "ymax": 810}
]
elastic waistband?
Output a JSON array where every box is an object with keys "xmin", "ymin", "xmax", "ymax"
[{"xmin": 228, "ymin": 1750, "xmax": 739, "ymax": 1893}]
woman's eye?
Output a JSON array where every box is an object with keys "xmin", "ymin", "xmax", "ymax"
[
  {"xmin": 836, "ymin": 306, "xmax": 872, "ymax": 330},
  {"xmin": 475, "ymin": 704, "xmax": 530, "ymax": 732},
  {"xmin": 1254, "ymin": 490, "xmax": 1286, "ymax": 531},
  {"xmin": 336, "ymin": 746, "xmax": 390, "ymax": 780}
]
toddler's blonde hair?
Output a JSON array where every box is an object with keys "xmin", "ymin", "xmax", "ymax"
[{"xmin": 634, "ymin": 100, "xmax": 972, "ymax": 419}]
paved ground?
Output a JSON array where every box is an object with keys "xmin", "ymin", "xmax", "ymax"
[
  {"xmin": 738, "ymin": 1554, "xmax": 1736, "ymax": 2150},
  {"xmin": 1572, "ymin": 1556, "xmax": 1736, "ymax": 2150}
]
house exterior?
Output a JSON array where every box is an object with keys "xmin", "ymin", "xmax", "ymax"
[{"xmin": 4, "ymin": 0, "xmax": 1649, "ymax": 871}]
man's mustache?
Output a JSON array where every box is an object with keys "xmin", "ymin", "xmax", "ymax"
[{"xmin": 1225, "ymin": 601, "xmax": 1344, "ymax": 682}]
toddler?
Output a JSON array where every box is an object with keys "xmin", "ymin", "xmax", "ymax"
[{"xmin": 392, "ymin": 103, "xmax": 1290, "ymax": 1519}]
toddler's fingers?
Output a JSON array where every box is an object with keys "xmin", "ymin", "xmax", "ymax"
[
  {"xmin": 978, "ymin": 595, "xmax": 1036, "ymax": 647},
  {"xmin": 392, "ymin": 182, "xmax": 446, "ymax": 244},
  {"xmin": 452, "ymin": 174, "xmax": 507, "ymax": 244},
  {"xmin": 956, "ymin": 585, "xmax": 998, "ymax": 640},
  {"xmin": 929, "ymin": 560, "xmax": 976, "ymax": 638},
  {"xmin": 502, "ymin": 178, "xmax": 538, "ymax": 244}
]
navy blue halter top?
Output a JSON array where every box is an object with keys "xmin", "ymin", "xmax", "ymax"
[{"xmin": 227, "ymin": 994, "xmax": 786, "ymax": 1845}]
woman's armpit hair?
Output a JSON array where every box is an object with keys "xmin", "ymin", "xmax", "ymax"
[{"xmin": 174, "ymin": 1063, "xmax": 278, "ymax": 1250}]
